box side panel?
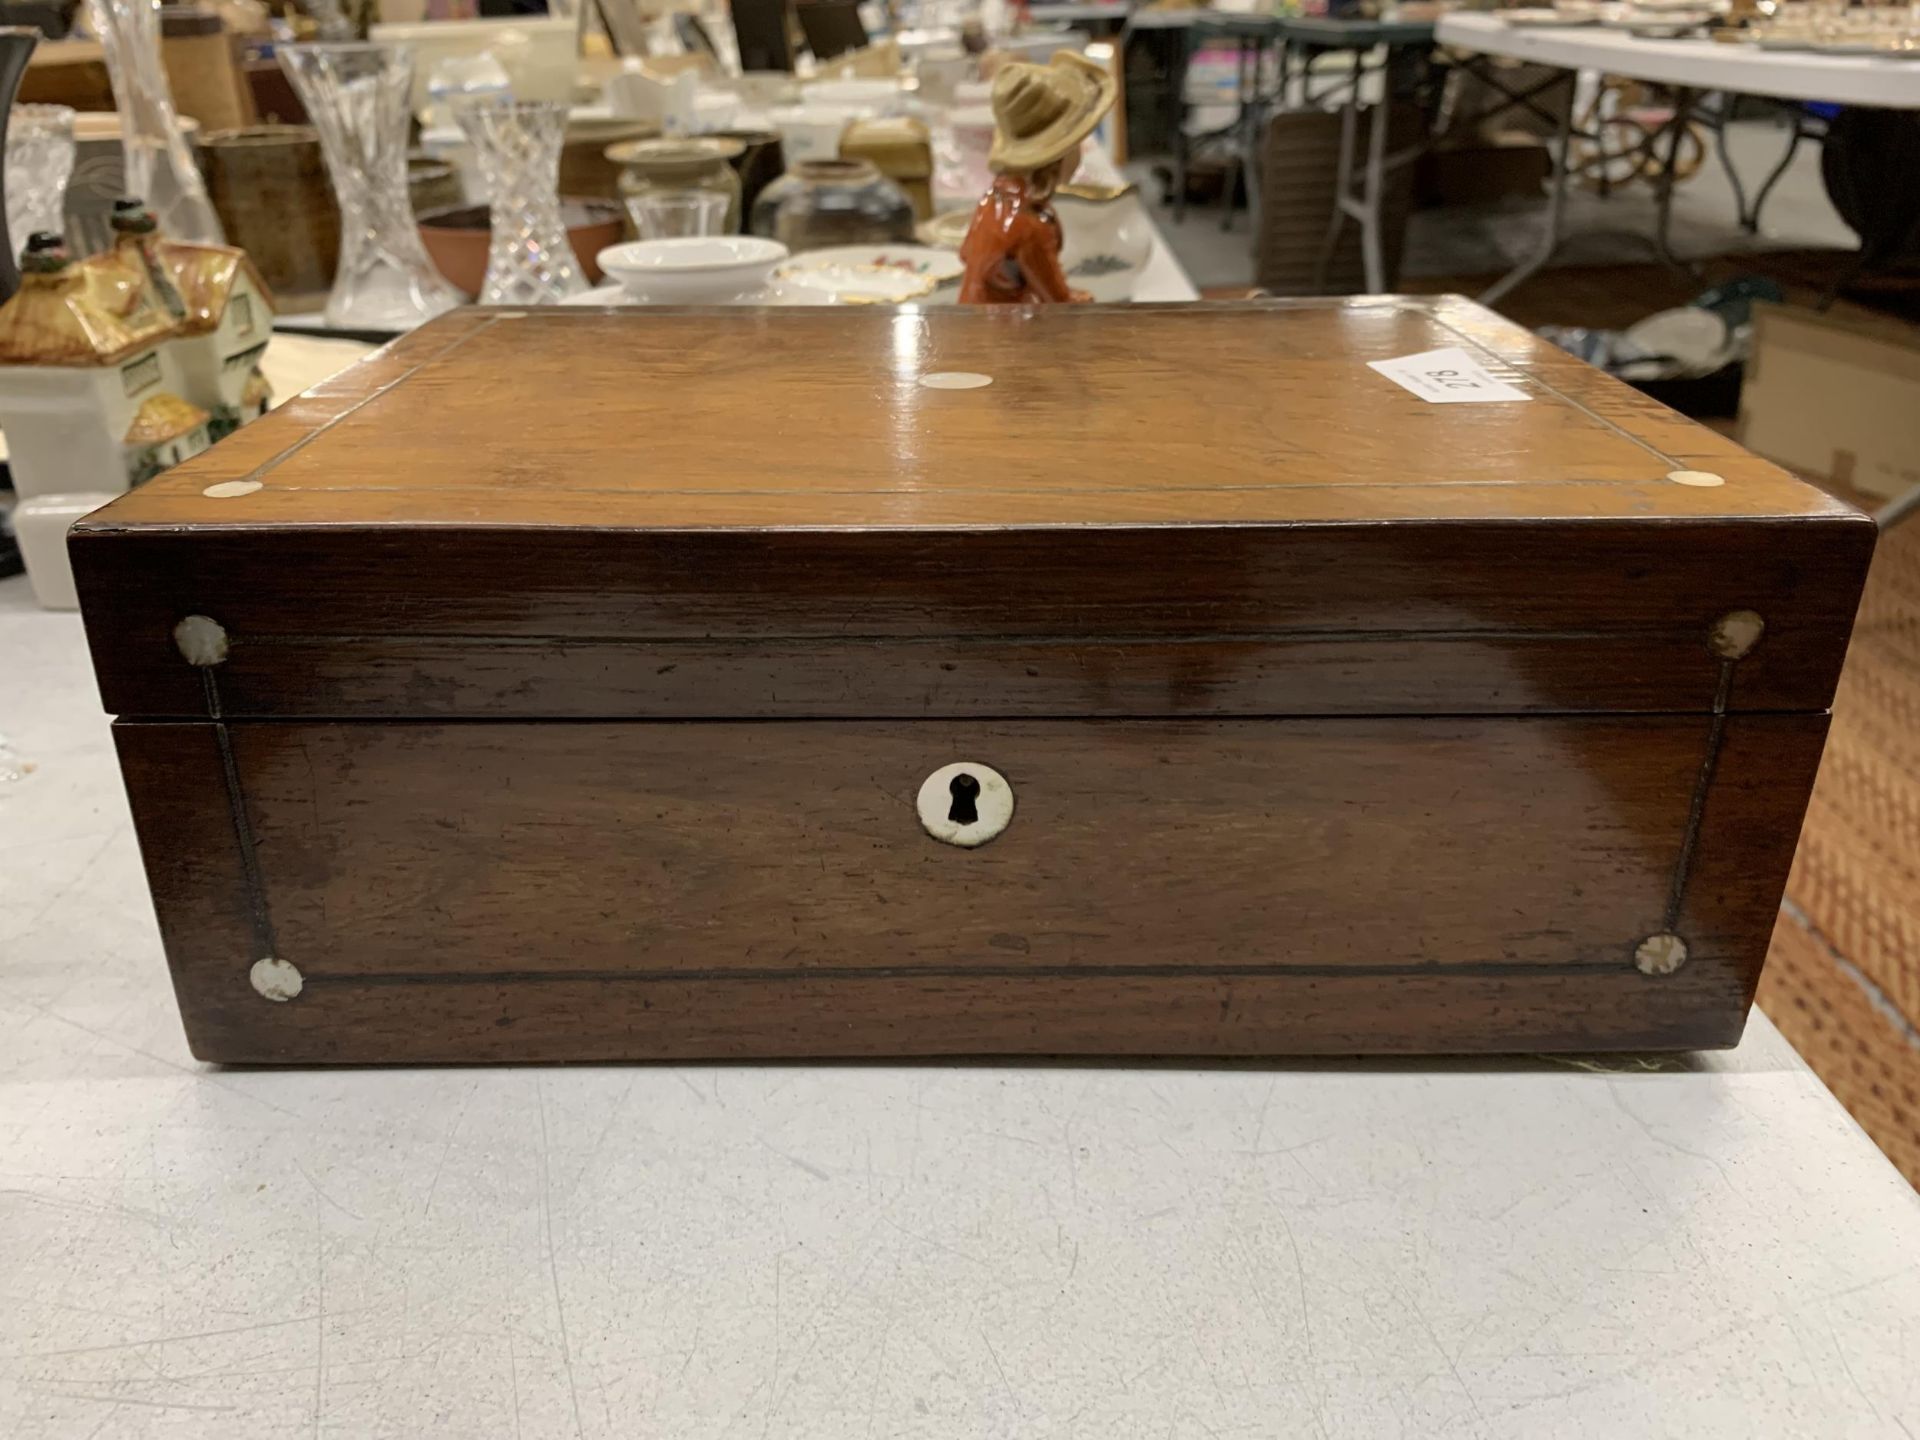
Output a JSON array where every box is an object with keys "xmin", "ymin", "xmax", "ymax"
[
  {"xmin": 1682, "ymin": 713, "xmax": 1831, "ymax": 1012},
  {"xmin": 73, "ymin": 516, "xmax": 1875, "ymax": 719},
  {"xmin": 114, "ymin": 713, "xmax": 1824, "ymax": 1062},
  {"xmin": 112, "ymin": 722, "xmax": 268, "ymax": 1062}
]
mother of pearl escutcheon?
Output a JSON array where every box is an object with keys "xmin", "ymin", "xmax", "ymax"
[{"xmin": 916, "ymin": 761, "xmax": 1014, "ymax": 848}]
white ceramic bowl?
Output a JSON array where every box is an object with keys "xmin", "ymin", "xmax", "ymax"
[{"xmin": 594, "ymin": 237, "xmax": 790, "ymax": 303}]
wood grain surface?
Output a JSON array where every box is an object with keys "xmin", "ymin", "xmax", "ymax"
[
  {"xmin": 117, "ymin": 713, "xmax": 1823, "ymax": 1061},
  {"xmin": 72, "ymin": 300, "xmax": 1864, "ymax": 526},
  {"xmin": 83, "ymin": 298, "xmax": 1863, "ymax": 1060},
  {"xmin": 75, "ymin": 519, "xmax": 1870, "ymax": 720},
  {"xmin": 70, "ymin": 299, "xmax": 1873, "ymax": 721}
]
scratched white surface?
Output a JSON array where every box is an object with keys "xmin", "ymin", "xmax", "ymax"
[{"xmin": 4, "ymin": 579, "xmax": 1920, "ymax": 1440}]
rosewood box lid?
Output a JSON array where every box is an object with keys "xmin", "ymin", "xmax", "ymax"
[{"xmin": 73, "ymin": 298, "xmax": 1874, "ymax": 721}]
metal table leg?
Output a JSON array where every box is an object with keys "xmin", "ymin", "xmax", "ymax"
[
  {"xmin": 1314, "ymin": 82, "xmax": 1360, "ymax": 293},
  {"xmin": 1714, "ymin": 99, "xmax": 1807, "ymax": 234},
  {"xmin": 1478, "ymin": 83, "xmax": 1574, "ymax": 307},
  {"xmin": 1650, "ymin": 87, "xmax": 1698, "ymax": 276},
  {"xmin": 1358, "ymin": 73, "xmax": 1390, "ymax": 293},
  {"xmin": 1877, "ymin": 484, "xmax": 1920, "ymax": 530},
  {"xmin": 1240, "ymin": 36, "xmax": 1271, "ymax": 237}
]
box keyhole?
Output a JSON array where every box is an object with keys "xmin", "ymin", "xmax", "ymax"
[
  {"xmin": 917, "ymin": 761, "xmax": 1011, "ymax": 848},
  {"xmin": 947, "ymin": 772, "xmax": 981, "ymax": 825}
]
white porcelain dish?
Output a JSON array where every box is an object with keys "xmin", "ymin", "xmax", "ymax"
[
  {"xmin": 560, "ymin": 281, "xmax": 798, "ymax": 307},
  {"xmin": 774, "ymin": 245, "xmax": 964, "ymax": 304},
  {"xmin": 594, "ymin": 237, "xmax": 790, "ymax": 303},
  {"xmin": 1500, "ymin": 7, "xmax": 1602, "ymax": 25}
]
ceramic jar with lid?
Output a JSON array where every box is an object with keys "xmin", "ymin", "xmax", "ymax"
[
  {"xmin": 747, "ymin": 159, "xmax": 915, "ymax": 254},
  {"xmin": 607, "ymin": 136, "xmax": 744, "ymax": 235}
]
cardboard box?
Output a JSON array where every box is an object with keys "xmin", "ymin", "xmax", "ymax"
[{"xmin": 1740, "ymin": 303, "xmax": 1920, "ymax": 501}]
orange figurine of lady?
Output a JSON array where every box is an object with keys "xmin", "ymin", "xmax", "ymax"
[{"xmin": 957, "ymin": 51, "xmax": 1117, "ymax": 305}]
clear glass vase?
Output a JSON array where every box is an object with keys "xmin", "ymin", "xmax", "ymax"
[
  {"xmin": 305, "ymin": 0, "xmax": 356, "ymax": 41},
  {"xmin": 279, "ymin": 43, "xmax": 463, "ymax": 329},
  {"xmin": 86, "ymin": 0, "xmax": 223, "ymax": 242},
  {"xmin": 5, "ymin": 104, "xmax": 77, "ymax": 249},
  {"xmin": 454, "ymin": 97, "xmax": 585, "ymax": 305}
]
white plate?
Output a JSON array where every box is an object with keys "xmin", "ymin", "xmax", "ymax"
[
  {"xmin": 773, "ymin": 245, "xmax": 965, "ymax": 305},
  {"xmin": 559, "ymin": 281, "xmax": 800, "ymax": 306},
  {"xmin": 1806, "ymin": 39, "xmax": 1920, "ymax": 55},
  {"xmin": 1624, "ymin": 20, "xmax": 1710, "ymax": 36},
  {"xmin": 1501, "ymin": 8, "xmax": 1602, "ymax": 25},
  {"xmin": 560, "ymin": 279, "xmax": 947, "ymax": 308}
]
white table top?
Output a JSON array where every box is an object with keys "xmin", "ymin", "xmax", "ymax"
[
  {"xmin": 1025, "ymin": 1, "xmax": 1132, "ymax": 22},
  {"xmin": 3, "ymin": 583, "xmax": 1919, "ymax": 1437},
  {"xmin": 1437, "ymin": 11, "xmax": 1920, "ymax": 108}
]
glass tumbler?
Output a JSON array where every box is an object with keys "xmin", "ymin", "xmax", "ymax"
[{"xmin": 627, "ymin": 190, "xmax": 729, "ymax": 238}]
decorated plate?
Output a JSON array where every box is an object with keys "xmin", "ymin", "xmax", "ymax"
[
  {"xmin": 557, "ymin": 282, "xmax": 801, "ymax": 307},
  {"xmin": 1805, "ymin": 38, "xmax": 1920, "ymax": 54},
  {"xmin": 1500, "ymin": 8, "xmax": 1603, "ymax": 25},
  {"xmin": 772, "ymin": 245, "xmax": 966, "ymax": 305}
]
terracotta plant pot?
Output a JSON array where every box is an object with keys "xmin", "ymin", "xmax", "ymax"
[{"xmin": 418, "ymin": 197, "xmax": 624, "ymax": 298}]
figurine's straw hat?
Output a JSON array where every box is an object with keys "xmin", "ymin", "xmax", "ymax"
[{"xmin": 989, "ymin": 51, "xmax": 1117, "ymax": 173}]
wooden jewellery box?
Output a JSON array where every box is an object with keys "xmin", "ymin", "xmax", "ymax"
[{"xmin": 71, "ymin": 299, "xmax": 1874, "ymax": 1063}]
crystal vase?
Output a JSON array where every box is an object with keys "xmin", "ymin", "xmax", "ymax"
[
  {"xmin": 0, "ymin": 30, "xmax": 42, "ymax": 305},
  {"xmin": 305, "ymin": 0, "xmax": 356, "ymax": 41},
  {"xmin": 6, "ymin": 104, "xmax": 76, "ymax": 252},
  {"xmin": 454, "ymin": 97, "xmax": 585, "ymax": 305},
  {"xmin": 86, "ymin": 0, "xmax": 223, "ymax": 242},
  {"xmin": 279, "ymin": 43, "xmax": 462, "ymax": 329}
]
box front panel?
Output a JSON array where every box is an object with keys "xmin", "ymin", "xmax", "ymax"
[{"xmin": 116, "ymin": 714, "xmax": 1825, "ymax": 1061}]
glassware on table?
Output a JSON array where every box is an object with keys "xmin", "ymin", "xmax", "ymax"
[
  {"xmin": 627, "ymin": 189, "xmax": 729, "ymax": 238},
  {"xmin": 86, "ymin": 0, "xmax": 223, "ymax": 241},
  {"xmin": 0, "ymin": 31, "xmax": 35, "ymax": 306},
  {"xmin": 748, "ymin": 159, "xmax": 916, "ymax": 255},
  {"xmin": 305, "ymin": 0, "xmax": 356, "ymax": 41},
  {"xmin": 5, "ymin": 104, "xmax": 75, "ymax": 253},
  {"xmin": 278, "ymin": 42, "xmax": 462, "ymax": 330},
  {"xmin": 453, "ymin": 97, "xmax": 586, "ymax": 305},
  {"xmin": 425, "ymin": 52, "xmax": 510, "ymax": 131},
  {"xmin": 608, "ymin": 137, "xmax": 745, "ymax": 234}
]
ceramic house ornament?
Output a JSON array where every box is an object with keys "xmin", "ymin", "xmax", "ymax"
[
  {"xmin": 0, "ymin": 231, "xmax": 209, "ymax": 499},
  {"xmin": 0, "ymin": 199, "xmax": 278, "ymax": 606},
  {"xmin": 107, "ymin": 197, "xmax": 186, "ymax": 318},
  {"xmin": 957, "ymin": 51, "xmax": 1116, "ymax": 304},
  {"xmin": 111, "ymin": 198, "xmax": 275, "ymax": 438}
]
